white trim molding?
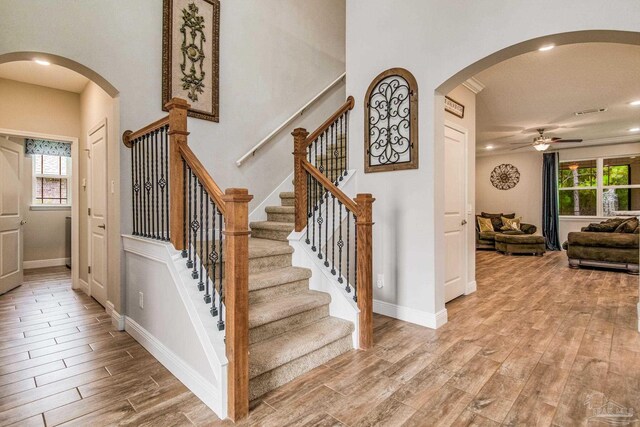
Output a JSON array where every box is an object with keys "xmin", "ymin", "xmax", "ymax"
[
  {"xmin": 124, "ymin": 317, "xmax": 223, "ymax": 416},
  {"xmin": 77, "ymin": 278, "xmax": 90, "ymax": 296},
  {"xmin": 465, "ymin": 280, "xmax": 477, "ymax": 295},
  {"xmin": 373, "ymin": 300, "xmax": 448, "ymax": 329},
  {"xmin": 463, "ymin": 77, "xmax": 485, "ymax": 94},
  {"xmin": 105, "ymin": 301, "xmax": 125, "ymax": 331},
  {"xmin": 23, "ymin": 258, "xmax": 70, "ymax": 269}
]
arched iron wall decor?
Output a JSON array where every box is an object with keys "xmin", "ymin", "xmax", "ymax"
[
  {"xmin": 490, "ymin": 164, "xmax": 520, "ymax": 190},
  {"xmin": 364, "ymin": 68, "xmax": 418, "ymax": 173}
]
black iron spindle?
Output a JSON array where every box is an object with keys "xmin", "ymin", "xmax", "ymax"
[
  {"xmin": 317, "ymin": 182, "xmax": 323, "ymax": 260},
  {"xmin": 338, "ymin": 201, "xmax": 345, "ymax": 286},
  {"xmin": 154, "ymin": 130, "xmax": 159, "ymax": 239},
  {"xmin": 186, "ymin": 167, "xmax": 193, "ymax": 268},
  {"xmin": 339, "ymin": 114, "xmax": 344, "ymax": 181},
  {"xmin": 191, "ymin": 171, "xmax": 199, "ymax": 279},
  {"xmin": 203, "ymin": 195, "xmax": 210, "ymax": 302},
  {"xmin": 344, "ymin": 110, "xmax": 349, "ymax": 177},
  {"xmin": 209, "ymin": 200, "xmax": 217, "ymax": 311},
  {"xmin": 182, "ymin": 160, "xmax": 188, "ymax": 257},
  {"xmin": 198, "ymin": 183, "xmax": 204, "ymax": 290},
  {"xmin": 311, "ymin": 175, "xmax": 317, "ymax": 252},
  {"xmin": 165, "ymin": 126, "xmax": 170, "ymax": 240},
  {"xmin": 151, "ymin": 131, "xmax": 156, "ymax": 238},
  {"xmin": 353, "ymin": 211, "xmax": 358, "ymax": 302},
  {"xmin": 331, "ymin": 194, "xmax": 336, "ymax": 274},
  {"xmin": 217, "ymin": 208, "xmax": 224, "ymax": 331},
  {"xmin": 346, "ymin": 211, "xmax": 351, "ymax": 293},
  {"xmin": 324, "ymin": 185, "xmax": 329, "ymax": 267},
  {"xmin": 131, "ymin": 140, "xmax": 136, "ymax": 235},
  {"xmin": 159, "ymin": 128, "xmax": 166, "ymax": 240},
  {"xmin": 305, "ymin": 172, "xmax": 310, "ymax": 245}
]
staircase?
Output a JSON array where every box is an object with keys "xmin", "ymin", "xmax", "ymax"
[{"xmin": 247, "ymin": 192, "xmax": 354, "ymax": 400}]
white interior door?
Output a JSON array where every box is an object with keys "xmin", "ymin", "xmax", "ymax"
[
  {"xmin": 0, "ymin": 137, "xmax": 24, "ymax": 294},
  {"xmin": 444, "ymin": 124, "xmax": 467, "ymax": 303},
  {"xmin": 88, "ymin": 123, "xmax": 108, "ymax": 307}
]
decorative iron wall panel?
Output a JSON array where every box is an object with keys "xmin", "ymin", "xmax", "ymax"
[{"xmin": 364, "ymin": 68, "xmax": 418, "ymax": 173}]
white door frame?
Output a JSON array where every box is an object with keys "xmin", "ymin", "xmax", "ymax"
[
  {"xmin": 87, "ymin": 119, "xmax": 108, "ymax": 303},
  {"xmin": 0, "ymin": 127, "xmax": 80, "ymax": 291},
  {"xmin": 443, "ymin": 120, "xmax": 472, "ymax": 297}
]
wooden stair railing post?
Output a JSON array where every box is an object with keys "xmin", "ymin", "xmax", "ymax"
[
  {"xmin": 292, "ymin": 128, "xmax": 309, "ymax": 232},
  {"xmin": 166, "ymin": 98, "xmax": 190, "ymax": 251},
  {"xmin": 354, "ymin": 193, "xmax": 375, "ymax": 350},
  {"xmin": 222, "ymin": 188, "xmax": 253, "ymax": 422}
]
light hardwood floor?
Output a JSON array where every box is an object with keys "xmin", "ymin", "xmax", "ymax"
[{"xmin": 1, "ymin": 252, "xmax": 638, "ymax": 426}]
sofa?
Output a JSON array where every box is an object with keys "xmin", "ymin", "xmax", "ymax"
[
  {"xmin": 475, "ymin": 212, "xmax": 537, "ymax": 249},
  {"xmin": 563, "ymin": 217, "xmax": 639, "ymax": 274}
]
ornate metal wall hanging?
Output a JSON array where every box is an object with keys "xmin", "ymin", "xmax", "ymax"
[
  {"xmin": 364, "ymin": 68, "xmax": 418, "ymax": 173},
  {"xmin": 162, "ymin": 0, "xmax": 219, "ymax": 122},
  {"xmin": 490, "ymin": 164, "xmax": 520, "ymax": 190}
]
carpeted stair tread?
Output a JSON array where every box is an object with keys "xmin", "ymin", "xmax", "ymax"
[
  {"xmin": 250, "ymin": 221, "xmax": 295, "ymax": 231},
  {"xmin": 248, "ymin": 237, "xmax": 293, "ymax": 258},
  {"xmin": 249, "ymin": 290, "xmax": 330, "ymax": 329},
  {"xmin": 249, "ymin": 266, "xmax": 311, "ymax": 292},
  {"xmin": 265, "ymin": 206, "xmax": 295, "ymax": 214},
  {"xmin": 249, "ymin": 317, "xmax": 354, "ymax": 379}
]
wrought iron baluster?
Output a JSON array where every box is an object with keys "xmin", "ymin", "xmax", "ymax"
[
  {"xmin": 198, "ymin": 182, "xmax": 204, "ymax": 290},
  {"xmin": 204, "ymin": 194, "xmax": 211, "ymax": 303},
  {"xmin": 339, "ymin": 114, "xmax": 345, "ymax": 181},
  {"xmin": 346, "ymin": 211, "xmax": 351, "ymax": 293},
  {"xmin": 154, "ymin": 130, "xmax": 160, "ymax": 239},
  {"xmin": 338, "ymin": 201, "xmax": 345, "ymax": 287},
  {"xmin": 209, "ymin": 200, "xmax": 217, "ymax": 312},
  {"xmin": 344, "ymin": 110, "xmax": 350, "ymax": 177},
  {"xmin": 311, "ymin": 175, "xmax": 316, "ymax": 252},
  {"xmin": 324, "ymin": 184, "xmax": 329, "ymax": 267},
  {"xmin": 136, "ymin": 139, "xmax": 141, "ymax": 236},
  {"xmin": 132, "ymin": 139, "xmax": 138, "ymax": 235},
  {"xmin": 164, "ymin": 126, "xmax": 170, "ymax": 241},
  {"xmin": 353, "ymin": 211, "xmax": 358, "ymax": 302},
  {"xmin": 159, "ymin": 128, "xmax": 165, "ymax": 240},
  {"xmin": 331, "ymin": 193, "xmax": 336, "ymax": 274},
  {"xmin": 186, "ymin": 167, "xmax": 193, "ymax": 268},
  {"xmin": 151, "ymin": 131, "xmax": 156, "ymax": 238},
  {"xmin": 141, "ymin": 134, "xmax": 147, "ymax": 237},
  {"xmin": 191, "ymin": 171, "xmax": 199, "ymax": 279},
  {"xmin": 217, "ymin": 208, "xmax": 224, "ymax": 331},
  {"xmin": 317, "ymin": 182, "xmax": 323, "ymax": 260},
  {"xmin": 305, "ymin": 172, "xmax": 310, "ymax": 245},
  {"xmin": 182, "ymin": 160, "xmax": 188, "ymax": 257}
]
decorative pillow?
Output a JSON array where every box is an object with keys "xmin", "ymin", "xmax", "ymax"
[
  {"xmin": 503, "ymin": 213, "xmax": 516, "ymax": 219},
  {"xmin": 500, "ymin": 216, "xmax": 521, "ymax": 231},
  {"xmin": 614, "ymin": 217, "xmax": 639, "ymax": 233},
  {"xmin": 481, "ymin": 212, "xmax": 504, "ymax": 230},
  {"xmin": 477, "ymin": 217, "xmax": 494, "ymax": 232},
  {"xmin": 585, "ymin": 218, "xmax": 624, "ymax": 232}
]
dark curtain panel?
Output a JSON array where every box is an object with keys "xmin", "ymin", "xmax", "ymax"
[{"xmin": 542, "ymin": 152, "xmax": 561, "ymax": 250}]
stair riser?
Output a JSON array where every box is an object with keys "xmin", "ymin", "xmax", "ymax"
[
  {"xmin": 280, "ymin": 197, "xmax": 294, "ymax": 207},
  {"xmin": 251, "ymin": 228, "xmax": 292, "ymax": 242},
  {"xmin": 249, "ymin": 254, "xmax": 292, "ymax": 274},
  {"xmin": 267, "ymin": 212, "xmax": 295, "ymax": 223},
  {"xmin": 249, "ymin": 335, "xmax": 353, "ymax": 401},
  {"xmin": 249, "ymin": 305, "xmax": 329, "ymax": 345},
  {"xmin": 249, "ymin": 279, "xmax": 309, "ymax": 304}
]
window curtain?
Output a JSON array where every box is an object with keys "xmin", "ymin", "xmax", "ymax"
[
  {"xmin": 542, "ymin": 152, "xmax": 561, "ymax": 250},
  {"xmin": 25, "ymin": 139, "xmax": 71, "ymax": 157}
]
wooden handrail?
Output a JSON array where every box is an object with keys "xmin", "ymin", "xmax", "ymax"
[
  {"xmin": 178, "ymin": 143, "xmax": 227, "ymax": 216},
  {"xmin": 304, "ymin": 96, "xmax": 354, "ymax": 147},
  {"xmin": 122, "ymin": 116, "xmax": 170, "ymax": 148},
  {"xmin": 301, "ymin": 159, "xmax": 358, "ymax": 213}
]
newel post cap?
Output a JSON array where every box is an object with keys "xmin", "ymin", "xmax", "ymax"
[
  {"xmin": 164, "ymin": 97, "xmax": 191, "ymax": 110},
  {"xmin": 223, "ymin": 188, "xmax": 254, "ymax": 203},
  {"xmin": 292, "ymin": 128, "xmax": 309, "ymax": 138}
]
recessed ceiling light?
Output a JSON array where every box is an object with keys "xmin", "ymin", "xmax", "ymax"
[
  {"xmin": 538, "ymin": 44, "xmax": 555, "ymax": 52},
  {"xmin": 629, "ymin": 127, "xmax": 640, "ymax": 132},
  {"xmin": 485, "ymin": 145, "xmax": 494, "ymax": 150},
  {"xmin": 630, "ymin": 100, "xmax": 640, "ymax": 106},
  {"xmin": 34, "ymin": 59, "xmax": 50, "ymax": 66}
]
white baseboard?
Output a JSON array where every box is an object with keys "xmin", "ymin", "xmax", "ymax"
[
  {"xmin": 124, "ymin": 317, "xmax": 223, "ymax": 417},
  {"xmin": 465, "ymin": 280, "xmax": 477, "ymax": 295},
  {"xmin": 78, "ymin": 278, "xmax": 90, "ymax": 296},
  {"xmin": 23, "ymin": 258, "xmax": 70, "ymax": 269},
  {"xmin": 373, "ymin": 300, "xmax": 448, "ymax": 329},
  {"xmin": 105, "ymin": 301, "xmax": 125, "ymax": 331}
]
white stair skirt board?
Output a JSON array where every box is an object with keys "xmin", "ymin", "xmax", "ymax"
[
  {"xmin": 23, "ymin": 258, "xmax": 70, "ymax": 269},
  {"xmin": 373, "ymin": 300, "xmax": 448, "ymax": 329},
  {"xmin": 249, "ymin": 171, "xmax": 294, "ymax": 223},
  {"xmin": 122, "ymin": 235, "xmax": 228, "ymax": 419},
  {"xmin": 105, "ymin": 301, "xmax": 125, "ymax": 331},
  {"xmin": 287, "ymin": 170, "xmax": 360, "ymax": 348}
]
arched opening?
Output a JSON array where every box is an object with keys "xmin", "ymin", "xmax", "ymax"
[
  {"xmin": 0, "ymin": 51, "xmax": 121, "ymax": 322},
  {"xmin": 434, "ymin": 30, "xmax": 640, "ymax": 326}
]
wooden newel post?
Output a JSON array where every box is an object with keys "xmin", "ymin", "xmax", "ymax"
[
  {"xmin": 292, "ymin": 128, "xmax": 309, "ymax": 232},
  {"xmin": 223, "ymin": 188, "xmax": 253, "ymax": 422},
  {"xmin": 166, "ymin": 98, "xmax": 190, "ymax": 250},
  {"xmin": 354, "ymin": 193, "xmax": 375, "ymax": 350}
]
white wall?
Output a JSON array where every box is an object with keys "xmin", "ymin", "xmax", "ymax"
[
  {"xmin": 346, "ymin": 0, "xmax": 640, "ymax": 325},
  {"xmin": 476, "ymin": 151, "xmax": 543, "ymax": 230},
  {"xmin": 0, "ymin": 79, "xmax": 80, "ymax": 265}
]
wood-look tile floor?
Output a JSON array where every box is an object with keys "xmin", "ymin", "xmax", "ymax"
[{"xmin": 1, "ymin": 253, "xmax": 639, "ymax": 426}]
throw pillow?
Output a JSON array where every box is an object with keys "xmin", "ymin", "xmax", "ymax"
[
  {"xmin": 481, "ymin": 212, "xmax": 504, "ymax": 230},
  {"xmin": 503, "ymin": 213, "xmax": 516, "ymax": 219},
  {"xmin": 614, "ymin": 217, "xmax": 639, "ymax": 233},
  {"xmin": 585, "ymin": 218, "xmax": 624, "ymax": 232},
  {"xmin": 477, "ymin": 217, "xmax": 494, "ymax": 232},
  {"xmin": 500, "ymin": 216, "xmax": 521, "ymax": 231}
]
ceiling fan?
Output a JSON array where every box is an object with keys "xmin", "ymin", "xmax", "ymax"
[{"xmin": 510, "ymin": 128, "xmax": 583, "ymax": 151}]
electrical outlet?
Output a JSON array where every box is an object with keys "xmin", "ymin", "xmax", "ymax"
[
  {"xmin": 376, "ymin": 274, "xmax": 384, "ymax": 289},
  {"xmin": 138, "ymin": 292, "xmax": 144, "ymax": 309}
]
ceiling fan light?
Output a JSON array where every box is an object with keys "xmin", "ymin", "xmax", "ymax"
[{"xmin": 534, "ymin": 143, "xmax": 550, "ymax": 151}]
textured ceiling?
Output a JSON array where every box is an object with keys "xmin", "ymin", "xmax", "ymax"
[{"xmin": 473, "ymin": 43, "xmax": 640, "ymax": 154}]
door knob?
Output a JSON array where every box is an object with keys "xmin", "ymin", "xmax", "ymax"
[
  {"xmin": 98, "ymin": 224, "xmax": 106, "ymax": 229},
  {"xmin": 461, "ymin": 220, "xmax": 467, "ymax": 226},
  {"xmin": 20, "ymin": 220, "xmax": 27, "ymax": 225}
]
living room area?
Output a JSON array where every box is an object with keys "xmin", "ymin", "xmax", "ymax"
[{"xmin": 471, "ymin": 42, "xmax": 640, "ymax": 278}]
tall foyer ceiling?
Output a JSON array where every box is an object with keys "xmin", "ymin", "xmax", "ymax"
[
  {"xmin": 474, "ymin": 43, "xmax": 640, "ymax": 153},
  {"xmin": 0, "ymin": 60, "xmax": 89, "ymax": 93}
]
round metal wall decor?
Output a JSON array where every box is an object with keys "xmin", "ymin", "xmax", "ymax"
[{"xmin": 490, "ymin": 164, "xmax": 520, "ymax": 190}]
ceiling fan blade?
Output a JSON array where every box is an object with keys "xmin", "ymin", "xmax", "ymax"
[
  {"xmin": 509, "ymin": 141, "xmax": 532, "ymax": 145},
  {"xmin": 510, "ymin": 145, "xmax": 531, "ymax": 151},
  {"xmin": 554, "ymin": 139, "xmax": 583, "ymax": 143}
]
